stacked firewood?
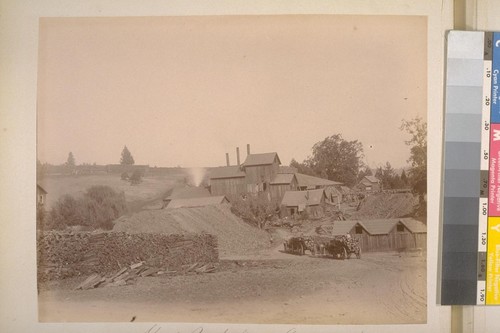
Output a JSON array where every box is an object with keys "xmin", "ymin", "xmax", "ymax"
[
  {"xmin": 37, "ymin": 231, "xmax": 219, "ymax": 282},
  {"xmin": 75, "ymin": 261, "xmax": 219, "ymax": 290}
]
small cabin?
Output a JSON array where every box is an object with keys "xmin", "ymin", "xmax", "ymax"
[
  {"xmin": 280, "ymin": 189, "xmax": 327, "ymax": 218},
  {"xmin": 357, "ymin": 176, "xmax": 381, "ymax": 192}
]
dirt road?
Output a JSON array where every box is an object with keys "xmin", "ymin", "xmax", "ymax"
[{"xmin": 38, "ymin": 250, "xmax": 426, "ymax": 324}]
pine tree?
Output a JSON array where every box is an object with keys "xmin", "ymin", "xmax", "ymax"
[
  {"xmin": 120, "ymin": 146, "xmax": 135, "ymax": 165},
  {"xmin": 401, "ymin": 169, "xmax": 408, "ymax": 185},
  {"xmin": 66, "ymin": 152, "xmax": 75, "ymax": 167}
]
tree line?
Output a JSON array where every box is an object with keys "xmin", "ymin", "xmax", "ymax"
[
  {"xmin": 289, "ymin": 117, "xmax": 427, "ymax": 197},
  {"xmin": 37, "ymin": 145, "xmax": 143, "ymax": 184}
]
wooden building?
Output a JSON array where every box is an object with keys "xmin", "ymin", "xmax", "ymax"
[
  {"xmin": 294, "ymin": 172, "xmax": 342, "ymax": 191},
  {"xmin": 209, "ymin": 166, "xmax": 247, "ymax": 198},
  {"xmin": 242, "ymin": 152, "xmax": 281, "ymax": 192},
  {"xmin": 166, "ymin": 195, "xmax": 229, "ymax": 209},
  {"xmin": 280, "ymin": 189, "xmax": 327, "ymax": 217},
  {"xmin": 357, "ymin": 175, "xmax": 381, "ymax": 192},
  {"xmin": 269, "ymin": 173, "xmax": 298, "ymax": 201},
  {"xmin": 37, "ymin": 184, "xmax": 47, "ymax": 206},
  {"xmin": 330, "ymin": 218, "xmax": 427, "ymax": 252}
]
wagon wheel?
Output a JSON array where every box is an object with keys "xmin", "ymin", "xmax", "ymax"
[{"xmin": 341, "ymin": 247, "xmax": 347, "ymax": 260}]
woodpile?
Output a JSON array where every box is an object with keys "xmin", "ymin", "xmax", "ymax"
[
  {"xmin": 75, "ymin": 261, "xmax": 219, "ymax": 290},
  {"xmin": 37, "ymin": 231, "xmax": 218, "ymax": 282}
]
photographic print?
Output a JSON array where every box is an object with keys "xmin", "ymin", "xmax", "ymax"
[{"xmin": 36, "ymin": 15, "xmax": 427, "ymax": 324}]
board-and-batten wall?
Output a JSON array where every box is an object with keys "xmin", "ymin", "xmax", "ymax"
[
  {"xmin": 210, "ymin": 177, "xmax": 246, "ymax": 197},
  {"xmin": 244, "ymin": 163, "xmax": 279, "ymax": 184}
]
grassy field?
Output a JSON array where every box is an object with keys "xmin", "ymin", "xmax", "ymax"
[{"xmin": 38, "ymin": 173, "xmax": 186, "ymax": 209}]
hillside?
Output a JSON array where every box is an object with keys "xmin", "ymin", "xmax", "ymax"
[
  {"xmin": 113, "ymin": 205, "xmax": 271, "ymax": 257},
  {"xmin": 350, "ymin": 192, "xmax": 419, "ymax": 220}
]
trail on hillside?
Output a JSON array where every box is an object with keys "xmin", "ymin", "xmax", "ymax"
[{"xmin": 113, "ymin": 205, "xmax": 271, "ymax": 257}]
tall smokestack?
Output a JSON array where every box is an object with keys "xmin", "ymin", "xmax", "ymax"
[
  {"xmin": 226, "ymin": 153, "xmax": 230, "ymax": 167},
  {"xmin": 247, "ymin": 144, "xmax": 250, "ymax": 156},
  {"xmin": 236, "ymin": 147, "xmax": 240, "ymax": 166}
]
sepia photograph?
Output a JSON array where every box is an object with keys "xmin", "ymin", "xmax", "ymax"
[{"xmin": 35, "ymin": 15, "xmax": 428, "ymax": 324}]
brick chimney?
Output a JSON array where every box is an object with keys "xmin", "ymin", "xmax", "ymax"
[
  {"xmin": 236, "ymin": 147, "xmax": 240, "ymax": 166},
  {"xmin": 247, "ymin": 144, "xmax": 251, "ymax": 156},
  {"xmin": 226, "ymin": 153, "xmax": 230, "ymax": 167}
]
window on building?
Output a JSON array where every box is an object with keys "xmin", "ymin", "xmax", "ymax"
[
  {"xmin": 355, "ymin": 225, "xmax": 363, "ymax": 234},
  {"xmin": 397, "ymin": 223, "xmax": 405, "ymax": 232}
]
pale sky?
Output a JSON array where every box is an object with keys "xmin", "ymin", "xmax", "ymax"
[{"xmin": 37, "ymin": 15, "xmax": 427, "ymax": 169}]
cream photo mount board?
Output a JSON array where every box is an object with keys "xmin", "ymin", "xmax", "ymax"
[{"xmin": 0, "ymin": 0, "xmax": 452, "ymax": 333}]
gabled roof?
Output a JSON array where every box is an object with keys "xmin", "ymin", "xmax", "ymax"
[
  {"xmin": 243, "ymin": 152, "xmax": 281, "ymax": 167},
  {"xmin": 398, "ymin": 218, "xmax": 427, "ymax": 233},
  {"xmin": 209, "ymin": 166, "xmax": 246, "ymax": 179},
  {"xmin": 270, "ymin": 173, "xmax": 297, "ymax": 185},
  {"xmin": 329, "ymin": 221, "xmax": 368, "ymax": 236},
  {"xmin": 164, "ymin": 186, "xmax": 211, "ymax": 201},
  {"xmin": 355, "ymin": 219, "xmax": 399, "ymax": 235},
  {"xmin": 166, "ymin": 196, "xmax": 229, "ymax": 209},
  {"xmin": 281, "ymin": 189, "xmax": 326, "ymax": 207},
  {"xmin": 295, "ymin": 173, "xmax": 342, "ymax": 188},
  {"xmin": 278, "ymin": 166, "xmax": 298, "ymax": 174},
  {"xmin": 37, "ymin": 184, "xmax": 47, "ymax": 194},
  {"xmin": 364, "ymin": 176, "xmax": 380, "ymax": 183}
]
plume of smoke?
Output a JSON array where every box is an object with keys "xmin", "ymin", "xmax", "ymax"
[{"xmin": 188, "ymin": 167, "xmax": 207, "ymax": 187}]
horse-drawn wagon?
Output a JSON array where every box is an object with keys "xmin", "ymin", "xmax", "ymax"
[{"xmin": 324, "ymin": 235, "xmax": 361, "ymax": 259}]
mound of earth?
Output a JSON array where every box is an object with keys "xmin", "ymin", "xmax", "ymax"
[
  {"xmin": 350, "ymin": 193, "xmax": 418, "ymax": 219},
  {"xmin": 113, "ymin": 205, "xmax": 270, "ymax": 257}
]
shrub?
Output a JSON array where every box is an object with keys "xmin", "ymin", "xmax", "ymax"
[
  {"xmin": 129, "ymin": 169, "xmax": 143, "ymax": 185},
  {"xmin": 47, "ymin": 194, "xmax": 86, "ymax": 230},
  {"xmin": 230, "ymin": 193, "xmax": 280, "ymax": 229},
  {"xmin": 81, "ymin": 186, "xmax": 127, "ymax": 229},
  {"xmin": 121, "ymin": 172, "xmax": 129, "ymax": 180},
  {"xmin": 44, "ymin": 186, "xmax": 128, "ymax": 231}
]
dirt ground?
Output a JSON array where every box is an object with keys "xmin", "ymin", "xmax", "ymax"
[{"xmin": 38, "ymin": 246, "xmax": 426, "ymax": 325}]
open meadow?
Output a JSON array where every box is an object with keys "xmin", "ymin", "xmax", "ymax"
[{"xmin": 38, "ymin": 172, "xmax": 186, "ymax": 210}]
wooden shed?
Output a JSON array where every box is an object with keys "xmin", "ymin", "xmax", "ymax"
[
  {"xmin": 333, "ymin": 218, "xmax": 427, "ymax": 252},
  {"xmin": 295, "ymin": 173, "xmax": 342, "ymax": 191},
  {"xmin": 281, "ymin": 189, "xmax": 327, "ymax": 218},
  {"xmin": 36, "ymin": 184, "xmax": 47, "ymax": 206},
  {"xmin": 357, "ymin": 176, "xmax": 381, "ymax": 192},
  {"xmin": 209, "ymin": 166, "xmax": 246, "ymax": 198},
  {"xmin": 269, "ymin": 173, "xmax": 298, "ymax": 201}
]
